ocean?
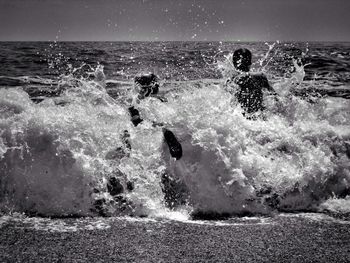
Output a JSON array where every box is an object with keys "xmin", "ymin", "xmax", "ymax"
[{"xmin": 0, "ymin": 41, "xmax": 350, "ymax": 262}]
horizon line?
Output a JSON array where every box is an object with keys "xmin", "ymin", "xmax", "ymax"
[{"xmin": 1, "ymin": 40, "xmax": 350, "ymax": 43}]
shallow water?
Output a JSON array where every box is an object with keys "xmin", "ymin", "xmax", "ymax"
[{"xmin": 0, "ymin": 41, "xmax": 349, "ymax": 219}]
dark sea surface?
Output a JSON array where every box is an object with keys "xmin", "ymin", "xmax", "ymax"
[
  {"xmin": 0, "ymin": 41, "xmax": 350, "ymax": 261},
  {"xmin": 0, "ymin": 41, "xmax": 350, "ymax": 82}
]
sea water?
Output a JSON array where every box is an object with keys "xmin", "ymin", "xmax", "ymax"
[{"xmin": 0, "ymin": 41, "xmax": 349, "ymax": 219}]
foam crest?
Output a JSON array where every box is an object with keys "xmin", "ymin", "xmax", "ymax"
[
  {"xmin": 0, "ymin": 75, "xmax": 140, "ymax": 216},
  {"xmin": 143, "ymin": 74, "xmax": 350, "ymax": 215}
]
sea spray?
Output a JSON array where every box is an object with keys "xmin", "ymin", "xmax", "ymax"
[
  {"xmin": 148, "ymin": 53, "xmax": 350, "ymax": 215},
  {"xmin": 0, "ymin": 42, "xmax": 349, "ymax": 218},
  {"xmin": 0, "ymin": 72, "xmax": 162, "ymax": 216}
]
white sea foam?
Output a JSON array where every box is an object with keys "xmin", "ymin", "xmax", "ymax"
[{"xmin": 0, "ymin": 55, "xmax": 349, "ymax": 218}]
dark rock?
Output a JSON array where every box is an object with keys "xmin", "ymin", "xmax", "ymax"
[
  {"xmin": 264, "ymin": 193, "xmax": 280, "ymax": 209},
  {"xmin": 92, "ymin": 198, "xmax": 108, "ymax": 216},
  {"xmin": 126, "ymin": 181, "xmax": 134, "ymax": 191},
  {"xmin": 107, "ymin": 177, "xmax": 124, "ymax": 196}
]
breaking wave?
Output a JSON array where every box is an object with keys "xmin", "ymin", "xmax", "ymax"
[{"xmin": 0, "ymin": 47, "xmax": 350, "ymax": 219}]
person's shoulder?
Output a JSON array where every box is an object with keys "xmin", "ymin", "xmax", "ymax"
[
  {"xmin": 251, "ymin": 72, "xmax": 277, "ymax": 93},
  {"xmin": 250, "ymin": 72, "xmax": 270, "ymax": 85}
]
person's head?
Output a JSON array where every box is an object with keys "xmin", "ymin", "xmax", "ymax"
[
  {"xmin": 232, "ymin": 48, "xmax": 252, "ymax": 72},
  {"xmin": 134, "ymin": 73, "xmax": 159, "ymax": 99}
]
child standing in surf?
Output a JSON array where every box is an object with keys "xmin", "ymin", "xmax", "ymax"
[
  {"xmin": 128, "ymin": 73, "xmax": 182, "ymax": 160},
  {"xmin": 98, "ymin": 73, "xmax": 183, "ymax": 215},
  {"xmin": 226, "ymin": 48, "xmax": 277, "ymax": 118}
]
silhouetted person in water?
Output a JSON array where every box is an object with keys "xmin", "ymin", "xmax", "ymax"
[
  {"xmin": 134, "ymin": 73, "xmax": 159, "ymax": 99},
  {"xmin": 128, "ymin": 73, "xmax": 161, "ymax": 126},
  {"xmin": 131, "ymin": 73, "xmax": 183, "ymax": 208},
  {"xmin": 227, "ymin": 48, "xmax": 276, "ymax": 117},
  {"xmin": 129, "ymin": 73, "xmax": 182, "ymax": 160},
  {"xmin": 99, "ymin": 73, "xmax": 182, "ymax": 214}
]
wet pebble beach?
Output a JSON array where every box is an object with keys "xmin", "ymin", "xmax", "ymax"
[{"xmin": 1, "ymin": 214, "xmax": 350, "ymax": 262}]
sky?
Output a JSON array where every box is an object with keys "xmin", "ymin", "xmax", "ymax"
[{"xmin": 0, "ymin": 0, "xmax": 350, "ymax": 41}]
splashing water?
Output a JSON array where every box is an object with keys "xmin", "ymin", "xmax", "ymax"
[{"xmin": 0, "ymin": 43, "xmax": 350, "ymax": 219}]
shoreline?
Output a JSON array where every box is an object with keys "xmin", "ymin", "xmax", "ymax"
[{"xmin": 1, "ymin": 213, "xmax": 349, "ymax": 262}]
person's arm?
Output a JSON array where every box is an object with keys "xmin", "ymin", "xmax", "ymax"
[
  {"xmin": 128, "ymin": 106, "xmax": 143, "ymax": 126},
  {"xmin": 163, "ymin": 128, "xmax": 182, "ymax": 160}
]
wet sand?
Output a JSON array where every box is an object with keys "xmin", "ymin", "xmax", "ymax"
[{"xmin": 0, "ymin": 214, "xmax": 349, "ymax": 263}]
